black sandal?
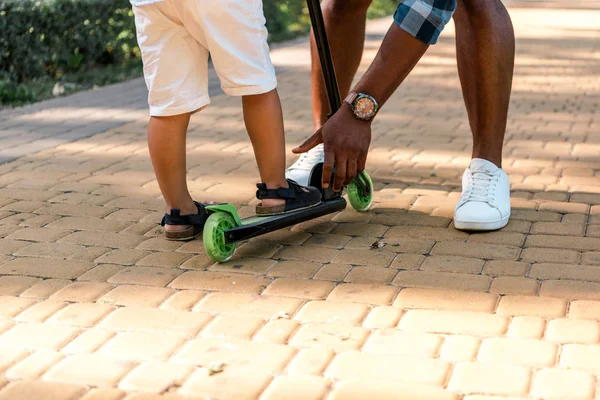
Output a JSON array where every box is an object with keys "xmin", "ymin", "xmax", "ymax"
[
  {"xmin": 255, "ymin": 179, "xmax": 321, "ymax": 216},
  {"xmin": 161, "ymin": 201, "xmax": 208, "ymax": 241}
]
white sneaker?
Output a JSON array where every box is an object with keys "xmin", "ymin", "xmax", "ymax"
[
  {"xmin": 285, "ymin": 144, "xmax": 324, "ymax": 186},
  {"xmin": 454, "ymin": 158, "xmax": 511, "ymax": 231}
]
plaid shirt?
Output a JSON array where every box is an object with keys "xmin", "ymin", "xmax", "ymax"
[{"xmin": 394, "ymin": 0, "xmax": 457, "ymax": 45}]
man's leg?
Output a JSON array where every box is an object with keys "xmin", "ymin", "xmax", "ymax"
[
  {"xmin": 454, "ymin": 0, "xmax": 515, "ymax": 167},
  {"xmin": 452, "ymin": 0, "xmax": 515, "ymax": 231},
  {"xmin": 287, "ymin": 0, "xmax": 371, "ymax": 185}
]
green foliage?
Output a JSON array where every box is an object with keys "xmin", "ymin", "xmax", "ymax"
[
  {"xmin": 0, "ymin": 0, "xmax": 397, "ymax": 106},
  {"xmin": 0, "ymin": 0, "xmax": 138, "ymax": 84}
]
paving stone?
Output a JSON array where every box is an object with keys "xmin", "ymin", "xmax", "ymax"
[
  {"xmin": 159, "ymin": 290, "xmax": 206, "ymax": 311},
  {"xmin": 570, "ymin": 300, "xmax": 600, "ymax": 320},
  {"xmin": 392, "ymin": 271, "xmax": 492, "ymax": 292},
  {"xmin": 0, "ymin": 322, "xmax": 80, "ymax": 350},
  {"xmin": 98, "ymin": 331, "xmax": 185, "ymax": 361},
  {"xmin": 431, "ymin": 241, "xmax": 521, "ymax": 260},
  {"xmin": 209, "ymin": 257, "xmax": 277, "ymax": 275},
  {"xmin": 497, "ymin": 295, "xmax": 567, "ymax": 318},
  {"xmin": 262, "ymin": 278, "xmax": 334, "ymax": 300},
  {"xmin": 399, "ymin": 310, "xmax": 508, "ymax": 336},
  {"xmin": 50, "ymin": 282, "xmax": 114, "ymax": 302},
  {"xmin": 62, "ymin": 329, "xmax": 116, "ymax": 355},
  {"xmin": 5, "ymin": 350, "xmax": 65, "ymax": 380},
  {"xmin": 507, "ymin": 316, "xmax": 546, "ymax": 339},
  {"xmin": 119, "ymin": 362, "xmax": 193, "ymax": 394},
  {"xmin": 254, "ymin": 319, "xmax": 300, "ymax": 344},
  {"xmin": 6, "ymin": 227, "xmax": 72, "ymax": 242},
  {"xmin": 326, "ymin": 351, "xmax": 449, "ymax": 385},
  {"xmin": 194, "ymin": 292, "xmax": 303, "ymax": 319},
  {"xmin": 327, "ymin": 283, "xmax": 398, "ymax": 305},
  {"xmin": 107, "ymin": 265, "xmax": 180, "ymax": 286},
  {"xmin": 530, "ymin": 368, "xmax": 595, "ymax": 400},
  {"xmin": 100, "ymin": 307, "xmax": 211, "ymax": 336},
  {"xmin": 44, "ymin": 355, "xmax": 137, "ymax": 387},
  {"xmin": 0, "ymin": 275, "xmax": 40, "ymax": 296},
  {"xmin": 48, "ymin": 303, "xmax": 115, "ymax": 327},
  {"xmin": 179, "ymin": 365, "xmax": 272, "ymax": 400},
  {"xmin": 96, "ymin": 249, "xmax": 152, "ymax": 266},
  {"xmin": 175, "ymin": 338, "xmax": 295, "ymax": 372},
  {"xmin": 560, "ymin": 344, "xmax": 600, "ymax": 373},
  {"xmin": 541, "ymin": 280, "xmax": 600, "ymax": 301},
  {"xmin": 313, "ymin": 264, "xmax": 352, "ymax": 281},
  {"xmin": 199, "ymin": 314, "xmax": 264, "ymax": 340},
  {"xmin": 420, "ymin": 255, "xmax": 485, "ymax": 274},
  {"xmin": 394, "ymin": 288, "xmax": 497, "ymax": 312},
  {"xmin": 0, "ymin": 381, "xmax": 86, "ymax": 400},
  {"xmin": 267, "ymin": 260, "xmax": 322, "ymax": 279},
  {"xmin": 169, "ymin": 271, "xmax": 271, "ymax": 294},
  {"xmin": 448, "ymin": 363, "xmax": 531, "ymax": 396},
  {"xmin": 59, "ymin": 231, "xmax": 145, "ymax": 249},
  {"xmin": 545, "ymin": 318, "xmax": 600, "ymax": 344},
  {"xmin": 477, "ymin": 337, "xmax": 558, "ymax": 367},
  {"xmin": 294, "ymin": 301, "xmax": 369, "ymax": 325},
  {"xmin": 440, "ymin": 335, "xmax": 481, "ymax": 363},
  {"xmin": 261, "ymin": 375, "xmax": 329, "ymax": 400},
  {"xmin": 329, "ymin": 381, "xmax": 459, "ymax": 400}
]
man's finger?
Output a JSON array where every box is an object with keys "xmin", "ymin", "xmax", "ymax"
[
  {"xmin": 333, "ymin": 157, "xmax": 347, "ymax": 192},
  {"xmin": 357, "ymin": 151, "xmax": 368, "ymax": 173},
  {"xmin": 292, "ymin": 129, "xmax": 323, "ymax": 154},
  {"xmin": 345, "ymin": 158, "xmax": 358, "ymax": 186},
  {"xmin": 322, "ymin": 149, "xmax": 335, "ymax": 189}
]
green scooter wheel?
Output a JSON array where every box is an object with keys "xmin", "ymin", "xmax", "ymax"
[
  {"xmin": 203, "ymin": 212, "xmax": 237, "ymax": 263},
  {"xmin": 347, "ymin": 171, "xmax": 374, "ymax": 212}
]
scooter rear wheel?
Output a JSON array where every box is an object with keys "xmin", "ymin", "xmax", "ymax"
[
  {"xmin": 203, "ymin": 212, "xmax": 237, "ymax": 263},
  {"xmin": 347, "ymin": 171, "xmax": 374, "ymax": 212}
]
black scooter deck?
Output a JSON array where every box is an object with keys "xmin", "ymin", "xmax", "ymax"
[{"xmin": 224, "ymin": 197, "xmax": 346, "ymax": 243}]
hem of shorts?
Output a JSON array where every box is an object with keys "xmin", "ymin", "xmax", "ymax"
[
  {"xmin": 149, "ymin": 96, "xmax": 211, "ymax": 117},
  {"xmin": 130, "ymin": 0, "xmax": 164, "ymax": 7},
  {"xmin": 223, "ymin": 79, "xmax": 278, "ymax": 97}
]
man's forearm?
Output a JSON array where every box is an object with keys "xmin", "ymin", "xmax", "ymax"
[
  {"xmin": 352, "ymin": 23, "xmax": 428, "ymax": 110},
  {"xmin": 352, "ymin": 0, "xmax": 457, "ymax": 112}
]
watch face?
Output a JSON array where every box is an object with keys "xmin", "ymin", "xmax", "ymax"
[{"xmin": 354, "ymin": 96, "xmax": 376, "ymax": 119}]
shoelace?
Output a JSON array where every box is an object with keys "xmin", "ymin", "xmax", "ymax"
[
  {"xmin": 464, "ymin": 170, "xmax": 498, "ymax": 204},
  {"xmin": 290, "ymin": 146, "xmax": 324, "ymax": 170}
]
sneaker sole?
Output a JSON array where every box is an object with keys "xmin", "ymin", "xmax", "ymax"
[{"xmin": 454, "ymin": 215, "xmax": 510, "ymax": 232}]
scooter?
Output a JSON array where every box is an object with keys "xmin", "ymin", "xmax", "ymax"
[{"xmin": 202, "ymin": 0, "xmax": 374, "ymax": 262}]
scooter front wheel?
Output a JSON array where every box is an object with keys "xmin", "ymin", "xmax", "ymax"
[
  {"xmin": 347, "ymin": 171, "xmax": 374, "ymax": 212},
  {"xmin": 203, "ymin": 212, "xmax": 237, "ymax": 263}
]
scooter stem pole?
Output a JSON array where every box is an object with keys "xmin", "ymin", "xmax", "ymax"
[{"xmin": 306, "ymin": 0, "xmax": 342, "ymax": 117}]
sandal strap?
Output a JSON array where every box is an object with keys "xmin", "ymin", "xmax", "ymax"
[
  {"xmin": 256, "ymin": 179, "xmax": 305, "ymax": 200},
  {"xmin": 161, "ymin": 202, "xmax": 207, "ymax": 226}
]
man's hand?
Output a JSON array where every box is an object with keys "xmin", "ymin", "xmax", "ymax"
[{"xmin": 292, "ymin": 105, "xmax": 371, "ymax": 191}]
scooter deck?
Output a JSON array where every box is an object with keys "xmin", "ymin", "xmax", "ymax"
[{"xmin": 224, "ymin": 197, "xmax": 346, "ymax": 243}]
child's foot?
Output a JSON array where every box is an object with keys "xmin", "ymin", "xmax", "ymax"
[
  {"xmin": 256, "ymin": 179, "xmax": 321, "ymax": 216},
  {"xmin": 161, "ymin": 201, "xmax": 208, "ymax": 241}
]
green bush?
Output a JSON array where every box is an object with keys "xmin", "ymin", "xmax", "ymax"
[{"xmin": 0, "ymin": 0, "xmax": 138, "ymax": 84}]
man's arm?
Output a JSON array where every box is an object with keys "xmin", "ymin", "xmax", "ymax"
[{"xmin": 293, "ymin": 0, "xmax": 457, "ymax": 191}]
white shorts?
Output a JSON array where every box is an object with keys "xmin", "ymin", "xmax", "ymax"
[{"xmin": 133, "ymin": 0, "xmax": 277, "ymax": 116}]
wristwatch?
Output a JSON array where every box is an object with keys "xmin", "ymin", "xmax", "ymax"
[{"xmin": 344, "ymin": 91, "xmax": 379, "ymax": 121}]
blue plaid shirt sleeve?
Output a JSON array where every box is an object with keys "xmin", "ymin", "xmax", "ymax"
[{"xmin": 394, "ymin": 0, "xmax": 457, "ymax": 45}]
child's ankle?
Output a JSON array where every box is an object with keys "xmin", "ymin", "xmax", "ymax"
[{"xmin": 263, "ymin": 179, "xmax": 288, "ymax": 190}]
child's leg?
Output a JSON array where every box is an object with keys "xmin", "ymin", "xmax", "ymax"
[
  {"xmin": 242, "ymin": 89, "xmax": 288, "ymax": 208},
  {"xmin": 148, "ymin": 114, "xmax": 197, "ymax": 231}
]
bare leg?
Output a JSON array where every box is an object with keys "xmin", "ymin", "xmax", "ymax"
[
  {"xmin": 242, "ymin": 89, "xmax": 288, "ymax": 208},
  {"xmin": 312, "ymin": 0, "xmax": 373, "ymax": 129},
  {"xmin": 453, "ymin": 0, "xmax": 515, "ymax": 168},
  {"xmin": 147, "ymin": 114, "xmax": 197, "ymax": 231}
]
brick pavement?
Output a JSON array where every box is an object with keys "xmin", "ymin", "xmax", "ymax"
[{"xmin": 0, "ymin": 2, "xmax": 599, "ymax": 399}]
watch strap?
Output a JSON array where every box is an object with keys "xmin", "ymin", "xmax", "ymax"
[{"xmin": 344, "ymin": 91, "xmax": 358, "ymax": 106}]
